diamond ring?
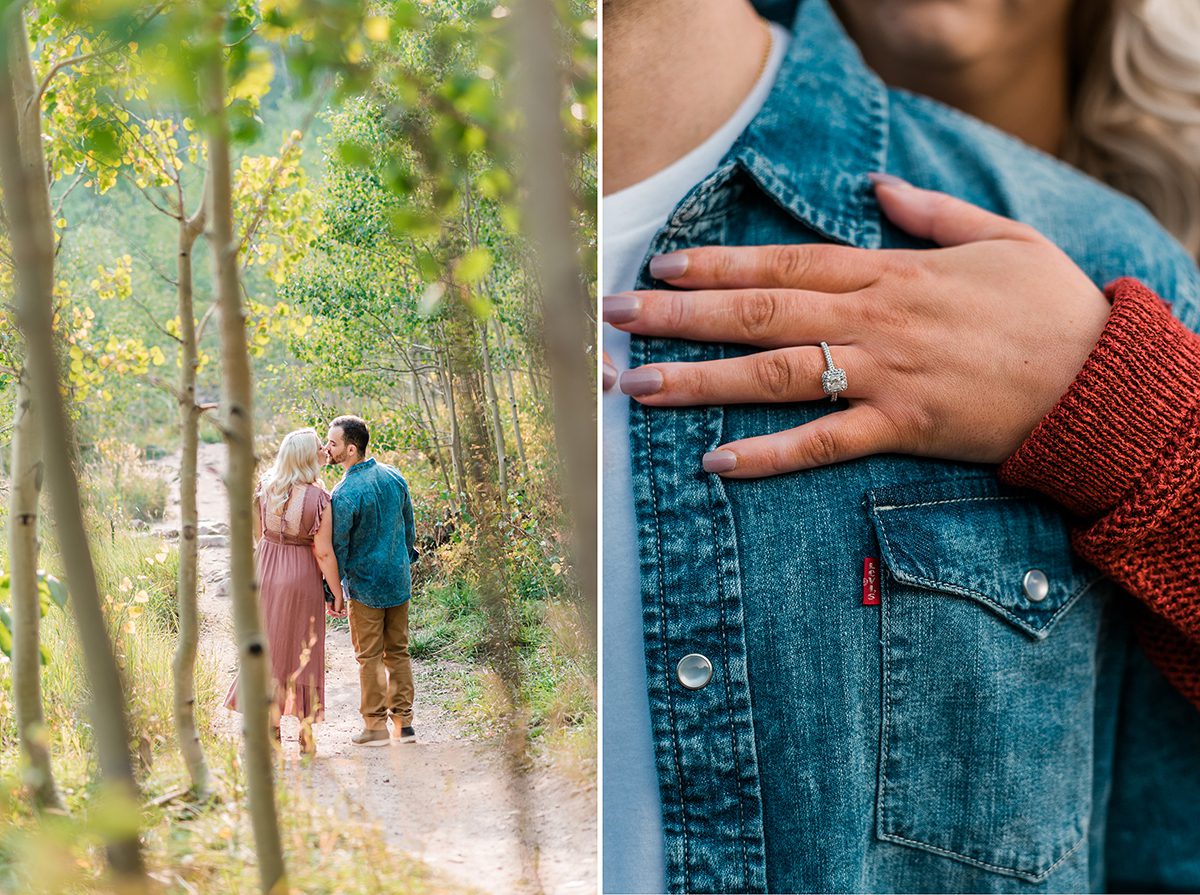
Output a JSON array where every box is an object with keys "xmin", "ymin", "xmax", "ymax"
[{"xmin": 819, "ymin": 342, "xmax": 847, "ymax": 402}]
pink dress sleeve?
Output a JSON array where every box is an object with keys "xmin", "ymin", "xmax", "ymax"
[{"xmin": 306, "ymin": 484, "xmax": 331, "ymax": 538}]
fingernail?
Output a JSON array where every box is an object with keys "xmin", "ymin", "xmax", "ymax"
[
  {"xmin": 603, "ymin": 361, "xmax": 617, "ymax": 390},
  {"xmin": 868, "ymin": 172, "xmax": 912, "ymax": 188},
  {"xmin": 619, "ymin": 368, "xmax": 664, "ymax": 396},
  {"xmin": 603, "ymin": 293, "xmax": 641, "ymax": 324},
  {"xmin": 702, "ymin": 450, "xmax": 737, "ymax": 473},
  {"xmin": 649, "ymin": 252, "xmax": 688, "ymax": 280}
]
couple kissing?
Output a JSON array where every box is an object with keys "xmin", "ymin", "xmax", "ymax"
[{"xmin": 224, "ymin": 414, "xmax": 420, "ymax": 756}]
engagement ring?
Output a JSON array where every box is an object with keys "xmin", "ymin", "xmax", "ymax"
[{"xmin": 819, "ymin": 342, "xmax": 847, "ymax": 402}]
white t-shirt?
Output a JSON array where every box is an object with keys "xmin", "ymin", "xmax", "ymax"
[{"xmin": 601, "ymin": 24, "xmax": 791, "ymax": 894}]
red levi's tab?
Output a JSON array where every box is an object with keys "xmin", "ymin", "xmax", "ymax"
[{"xmin": 862, "ymin": 557, "xmax": 880, "ymax": 606}]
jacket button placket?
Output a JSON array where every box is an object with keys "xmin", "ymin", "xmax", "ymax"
[{"xmin": 633, "ymin": 183, "xmax": 768, "ymax": 894}]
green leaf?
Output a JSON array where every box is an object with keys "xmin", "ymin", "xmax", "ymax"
[
  {"xmin": 337, "ymin": 141, "xmax": 373, "ymax": 167},
  {"xmin": 390, "ymin": 0, "xmax": 424, "ymax": 30},
  {"xmin": 40, "ymin": 574, "xmax": 69, "ymax": 610},
  {"xmin": 0, "ymin": 605, "xmax": 12, "ymax": 660},
  {"xmin": 389, "ymin": 208, "xmax": 441, "ymax": 240},
  {"xmin": 454, "ymin": 247, "xmax": 493, "ymax": 285},
  {"xmin": 83, "ymin": 119, "xmax": 123, "ymax": 166},
  {"xmin": 417, "ymin": 252, "xmax": 441, "ymax": 283}
]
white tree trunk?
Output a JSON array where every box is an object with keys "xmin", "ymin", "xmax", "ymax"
[
  {"xmin": 1, "ymin": 15, "xmax": 145, "ymax": 881},
  {"xmin": 173, "ymin": 200, "xmax": 212, "ymax": 798},
  {"xmin": 201, "ymin": 28, "xmax": 287, "ymax": 892},
  {"xmin": 8, "ymin": 373, "xmax": 65, "ymax": 811}
]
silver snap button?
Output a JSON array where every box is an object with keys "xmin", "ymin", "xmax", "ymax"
[
  {"xmin": 676, "ymin": 653, "xmax": 713, "ymax": 690},
  {"xmin": 1023, "ymin": 569, "xmax": 1049, "ymax": 603}
]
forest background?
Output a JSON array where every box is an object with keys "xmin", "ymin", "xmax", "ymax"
[{"xmin": 0, "ymin": 0, "xmax": 596, "ymax": 891}]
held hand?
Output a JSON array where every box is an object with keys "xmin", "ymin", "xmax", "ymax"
[{"xmin": 605, "ymin": 178, "xmax": 1111, "ymax": 477}]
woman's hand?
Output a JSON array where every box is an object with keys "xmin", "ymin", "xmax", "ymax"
[{"xmin": 605, "ymin": 178, "xmax": 1112, "ymax": 477}]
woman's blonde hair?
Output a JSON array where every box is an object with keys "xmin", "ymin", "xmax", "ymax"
[
  {"xmin": 1066, "ymin": 0, "xmax": 1200, "ymax": 260},
  {"xmin": 259, "ymin": 428, "xmax": 322, "ymax": 515}
]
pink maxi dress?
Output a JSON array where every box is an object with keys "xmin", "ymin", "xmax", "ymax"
[{"xmin": 224, "ymin": 482, "xmax": 330, "ymax": 722}]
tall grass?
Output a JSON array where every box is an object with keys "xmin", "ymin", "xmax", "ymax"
[{"xmin": 82, "ymin": 439, "xmax": 170, "ymax": 525}]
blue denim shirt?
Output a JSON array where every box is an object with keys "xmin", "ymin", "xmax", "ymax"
[
  {"xmin": 629, "ymin": 1, "xmax": 1200, "ymax": 892},
  {"xmin": 331, "ymin": 458, "xmax": 418, "ymax": 608}
]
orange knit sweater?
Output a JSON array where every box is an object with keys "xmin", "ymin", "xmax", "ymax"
[{"xmin": 1000, "ymin": 277, "xmax": 1200, "ymax": 711}]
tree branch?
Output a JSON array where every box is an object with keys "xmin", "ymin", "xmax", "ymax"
[
  {"xmin": 119, "ymin": 168, "xmax": 180, "ymax": 220},
  {"xmin": 127, "ymin": 293, "xmax": 184, "ymax": 345},
  {"xmin": 195, "ymin": 301, "xmax": 218, "ymax": 343},
  {"xmin": 52, "ymin": 170, "xmax": 86, "ymax": 219},
  {"xmin": 235, "ymin": 95, "xmax": 324, "ymax": 260},
  {"xmin": 130, "ymin": 243, "xmax": 179, "ymax": 288},
  {"xmin": 30, "ymin": 2, "xmax": 169, "ymax": 111}
]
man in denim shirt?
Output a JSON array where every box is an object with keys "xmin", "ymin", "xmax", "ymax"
[
  {"xmin": 326, "ymin": 415, "xmax": 420, "ymax": 746},
  {"xmin": 603, "ymin": 0, "xmax": 1200, "ymax": 892}
]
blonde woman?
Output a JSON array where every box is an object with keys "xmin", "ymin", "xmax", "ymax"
[{"xmin": 224, "ymin": 428, "xmax": 343, "ymax": 756}]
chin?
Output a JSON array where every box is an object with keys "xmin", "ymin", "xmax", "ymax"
[{"xmin": 836, "ymin": 0, "xmax": 1009, "ymax": 66}]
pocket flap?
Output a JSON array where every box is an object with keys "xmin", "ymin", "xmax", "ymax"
[{"xmin": 865, "ymin": 478, "xmax": 1102, "ymax": 639}]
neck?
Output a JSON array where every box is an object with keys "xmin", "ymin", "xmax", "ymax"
[
  {"xmin": 847, "ymin": 24, "xmax": 1069, "ymax": 155},
  {"xmin": 342, "ymin": 456, "xmax": 365, "ymax": 472},
  {"xmin": 603, "ymin": 0, "xmax": 770, "ymax": 194}
]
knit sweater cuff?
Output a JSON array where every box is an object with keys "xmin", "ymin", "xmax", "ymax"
[{"xmin": 999, "ymin": 278, "xmax": 1200, "ymax": 518}]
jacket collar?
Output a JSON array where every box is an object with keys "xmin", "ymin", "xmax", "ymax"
[
  {"xmin": 345, "ymin": 457, "xmax": 376, "ymax": 476},
  {"xmin": 732, "ymin": 0, "xmax": 889, "ymax": 249}
]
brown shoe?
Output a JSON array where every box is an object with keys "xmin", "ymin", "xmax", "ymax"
[
  {"xmin": 392, "ymin": 725, "xmax": 416, "ymax": 743},
  {"xmin": 351, "ymin": 727, "xmax": 391, "ymax": 747}
]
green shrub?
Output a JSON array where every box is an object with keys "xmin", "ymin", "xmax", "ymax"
[{"xmin": 410, "ymin": 580, "xmax": 487, "ymax": 661}]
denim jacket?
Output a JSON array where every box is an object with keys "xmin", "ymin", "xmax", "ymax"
[
  {"xmin": 629, "ymin": 1, "xmax": 1200, "ymax": 892},
  {"xmin": 331, "ymin": 458, "xmax": 418, "ymax": 608}
]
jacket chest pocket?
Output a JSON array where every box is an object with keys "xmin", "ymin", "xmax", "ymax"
[{"xmin": 866, "ymin": 479, "xmax": 1107, "ymax": 883}]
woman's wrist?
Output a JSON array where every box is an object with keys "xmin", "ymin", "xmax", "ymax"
[{"xmin": 1000, "ymin": 278, "xmax": 1200, "ymax": 518}]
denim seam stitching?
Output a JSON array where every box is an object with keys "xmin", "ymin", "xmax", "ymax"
[
  {"xmin": 707, "ymin": 464, "xmax": 751, "ymax": 890},
  {"xmin": 877, "ymin": 826, "xmax": 1086, "ymax": 883},
  {"xmin": 873, "ymin": 514, "xmax": 1100, "ymax": 636},
  {"xmin": 876, "ymin": 553, "xmax": 895, "ymax": 852},
  {"xmin": 873, "ymin": 496, "xmax": 1021, "ymax": 512},
  {"xmin": 642, "ymin": 381, "xmax": 690, "ymax": 893},
  {"xmin": 860, "ymin": 62, "xmax": 888, "ymax": 245}
]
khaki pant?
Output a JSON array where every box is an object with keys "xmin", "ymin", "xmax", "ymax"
[{"xmin": 347, "ymin": 599, "xmax": 414, "ymax": 729}]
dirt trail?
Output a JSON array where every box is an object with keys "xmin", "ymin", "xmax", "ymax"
[{"xmin": 152, "ymin": 442, "xmax": 596, "ymax": 895}]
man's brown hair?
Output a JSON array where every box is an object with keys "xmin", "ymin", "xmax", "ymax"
[{"xmin": 331, "ymin": 415, "xmax": 369, "ymax": 455}]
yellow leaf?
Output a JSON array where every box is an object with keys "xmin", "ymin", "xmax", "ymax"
[
  {"xmin": 134, "ymin": 591, "xmax": 150, "ymax": 604},
  {"xmin": 364, "ymin": 16, "xmax": 390, "ymax": 41}
]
